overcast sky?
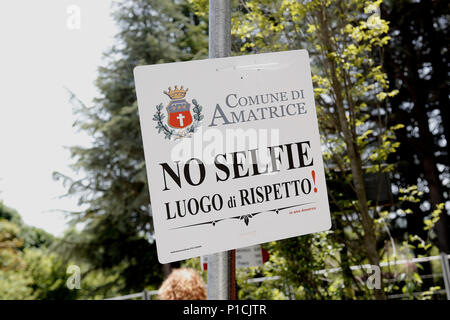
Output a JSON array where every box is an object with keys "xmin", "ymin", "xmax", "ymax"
[{"xmin": 0, "ymin": 0, "xmax": 117, "ymax": 235}]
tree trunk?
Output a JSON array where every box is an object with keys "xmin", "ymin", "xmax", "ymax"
[
  {"xmin": 334, "ymin": 219, "xmax": 356, "ymax": 299},
  {"xmin": 317, "ymin": 6, "xmax": 386, "ymax": 299},
  {"xmin": 421, "ymin": 2, "xmax": 450, "ymax": 254}
]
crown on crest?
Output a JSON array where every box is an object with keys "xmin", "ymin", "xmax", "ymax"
[{"xmin": 164, "ymin": 85, "xmax": 188, "ymax": 100}]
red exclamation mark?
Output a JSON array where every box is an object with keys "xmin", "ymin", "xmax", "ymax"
[{"xmin": 312, "ymin": 170, "xmax": 318, "ymax": 193}]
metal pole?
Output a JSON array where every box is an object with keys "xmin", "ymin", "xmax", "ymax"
[
  {"xmin": 209, "ymin": 0, "xmax": 231, "ymax": 59},
  {"xmin": 207, "ymin": 0, "xmax": 231, "ymax": 300},
  {"xmin": 440, "ymin": 253, "xmax": 450, "ymax": 300},
  {"xmin": 229, "ymin": 249, "xmax": 237, "ymax": 300}
]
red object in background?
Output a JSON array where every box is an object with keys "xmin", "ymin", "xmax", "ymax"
[{"xmin": 261, "ymin": 247, "xmax": 270, "ymax": 263}]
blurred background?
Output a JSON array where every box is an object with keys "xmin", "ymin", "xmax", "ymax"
[{"xmin": 0, "ymin": 0, "xmax": 448, "ymax": 300}]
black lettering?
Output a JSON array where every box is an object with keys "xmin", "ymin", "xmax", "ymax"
[
  {"xmin": 232, "ymin": 151, "xmax": 249, "ymax": 179},
  {"xmin": 215, "ymin": 154, "xmax": 230, "ymax": 182},
  {"xmin": 296, "ymin": 141, "xmax": 314, "ymax": 168},
  {"xmin": 160, "ymin": 161, "xmax": 181, "ymax": 191},
  {"xmin": 184, "ymin": 158, "xmax": 206, "ymax": 186}
]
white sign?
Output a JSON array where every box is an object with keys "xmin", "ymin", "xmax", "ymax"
[
  {"xmin": 235, "ymin": 245, "xmax": 264, "ymax": 269},
  {"xmin": 134, "ymin": 50, "xmax": 331, "ymax": 263}
]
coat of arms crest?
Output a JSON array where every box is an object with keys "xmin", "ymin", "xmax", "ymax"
[{"xmin": 153, "ymin": 85, "xmax": 203, "ymax": 140}]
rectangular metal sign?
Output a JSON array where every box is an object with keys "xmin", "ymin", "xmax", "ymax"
[
  {"xmin": 134, "ymin": 50, "xmax": 331, "ymax": 263},
  {"xmin": 201, "ymin": 245, "xmax": 268, "ymax": 271},
  {"xmin": 235, "ymin": 245, "xmax": 264, "ymax": 269}
]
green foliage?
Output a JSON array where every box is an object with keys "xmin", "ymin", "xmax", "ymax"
[
  {"xmin": 264, "ymin": 235, "xmax": 340, "ymax": 299},
  {"xmin": 0, "ymin": 270, "xmax": 33, "ymax": 300},
  {"xmin": 424, "ymin": 204, "xmax": 445, "ymax": 231},
  {"xmin": 237, "ymin": 266, "xmax": 287, "ymax": 300},
  {"xmin": 230, "ymin": 0, "xmax": 398, "ymax": 300},
  {"xmin": 0, "ymin": 202, "xmax": 54, "ymax": 249},
  {"xmin": 20, "ymin": 226, "xmax": 54, "ymax": 249},
  {"xmin": 0, "ymin": 219, "xmax": 25, "ymax": 272},
  {"xmin": 228, "ymin": 0, "xmax": 449, "ymax": 300},
  {"xmin": 0, "ymin": 202, "xmax": 22, "ymax": 226},
  {"xmin": 0, "ymin": 204, "xmax": 74, "ymax": 299},
  {"xmin": 22, "ymin": 248, "xmax": 77, "ymax": 300}
]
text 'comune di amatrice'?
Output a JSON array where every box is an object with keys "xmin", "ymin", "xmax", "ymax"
[{"xmin": 208, "ymin": 90, "xmax": 307, "ymax": 126}]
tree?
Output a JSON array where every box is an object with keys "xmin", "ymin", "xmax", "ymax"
[
  {"xmin": 55, "ymin": 0, "xmax": 209, "ymax": 294},
  {"xmin": 0, "ymin": 202, "xmax": 53, "ymax": 250},
  {"xmin": 382, "ymin": 0, "xmax": 450, "ymax": 256},
  {"xmin": 0, "ymin": 202, "xmax": 76, "ymax": 299},
  {"xmin": 55, "ymin": 0, "xmax": 447, "ymax": 300},
  {"xmin": 227, "ymin": 0, "xmax": 407, "ymax": 299}
]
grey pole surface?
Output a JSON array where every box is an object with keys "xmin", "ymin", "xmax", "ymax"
[
  {"xmin": 207, "ymin": 0, "xmax": 231, "ymax": 300},
  {"xmin": 209, "ymin": 0, "xmax": 231, "ymax": 59}
]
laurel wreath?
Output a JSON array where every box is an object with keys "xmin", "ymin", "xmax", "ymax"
[{"xmin": 153, "ymin": 99, "xmax": 204, "ymax": 140}]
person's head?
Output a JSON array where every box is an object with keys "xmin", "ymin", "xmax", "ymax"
[{"xmin": 158, "ymin": 267, "xmax": 207, "ymax": 300}]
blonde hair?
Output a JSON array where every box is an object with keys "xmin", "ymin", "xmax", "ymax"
[{"xmin": 158, "ymin": 268, "xmax": 207, "ymax": 300}]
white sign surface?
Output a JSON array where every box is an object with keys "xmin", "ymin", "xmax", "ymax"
[{"xmin": 134, "ymin": 50, "xmax": 331, "ymax": 263}]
